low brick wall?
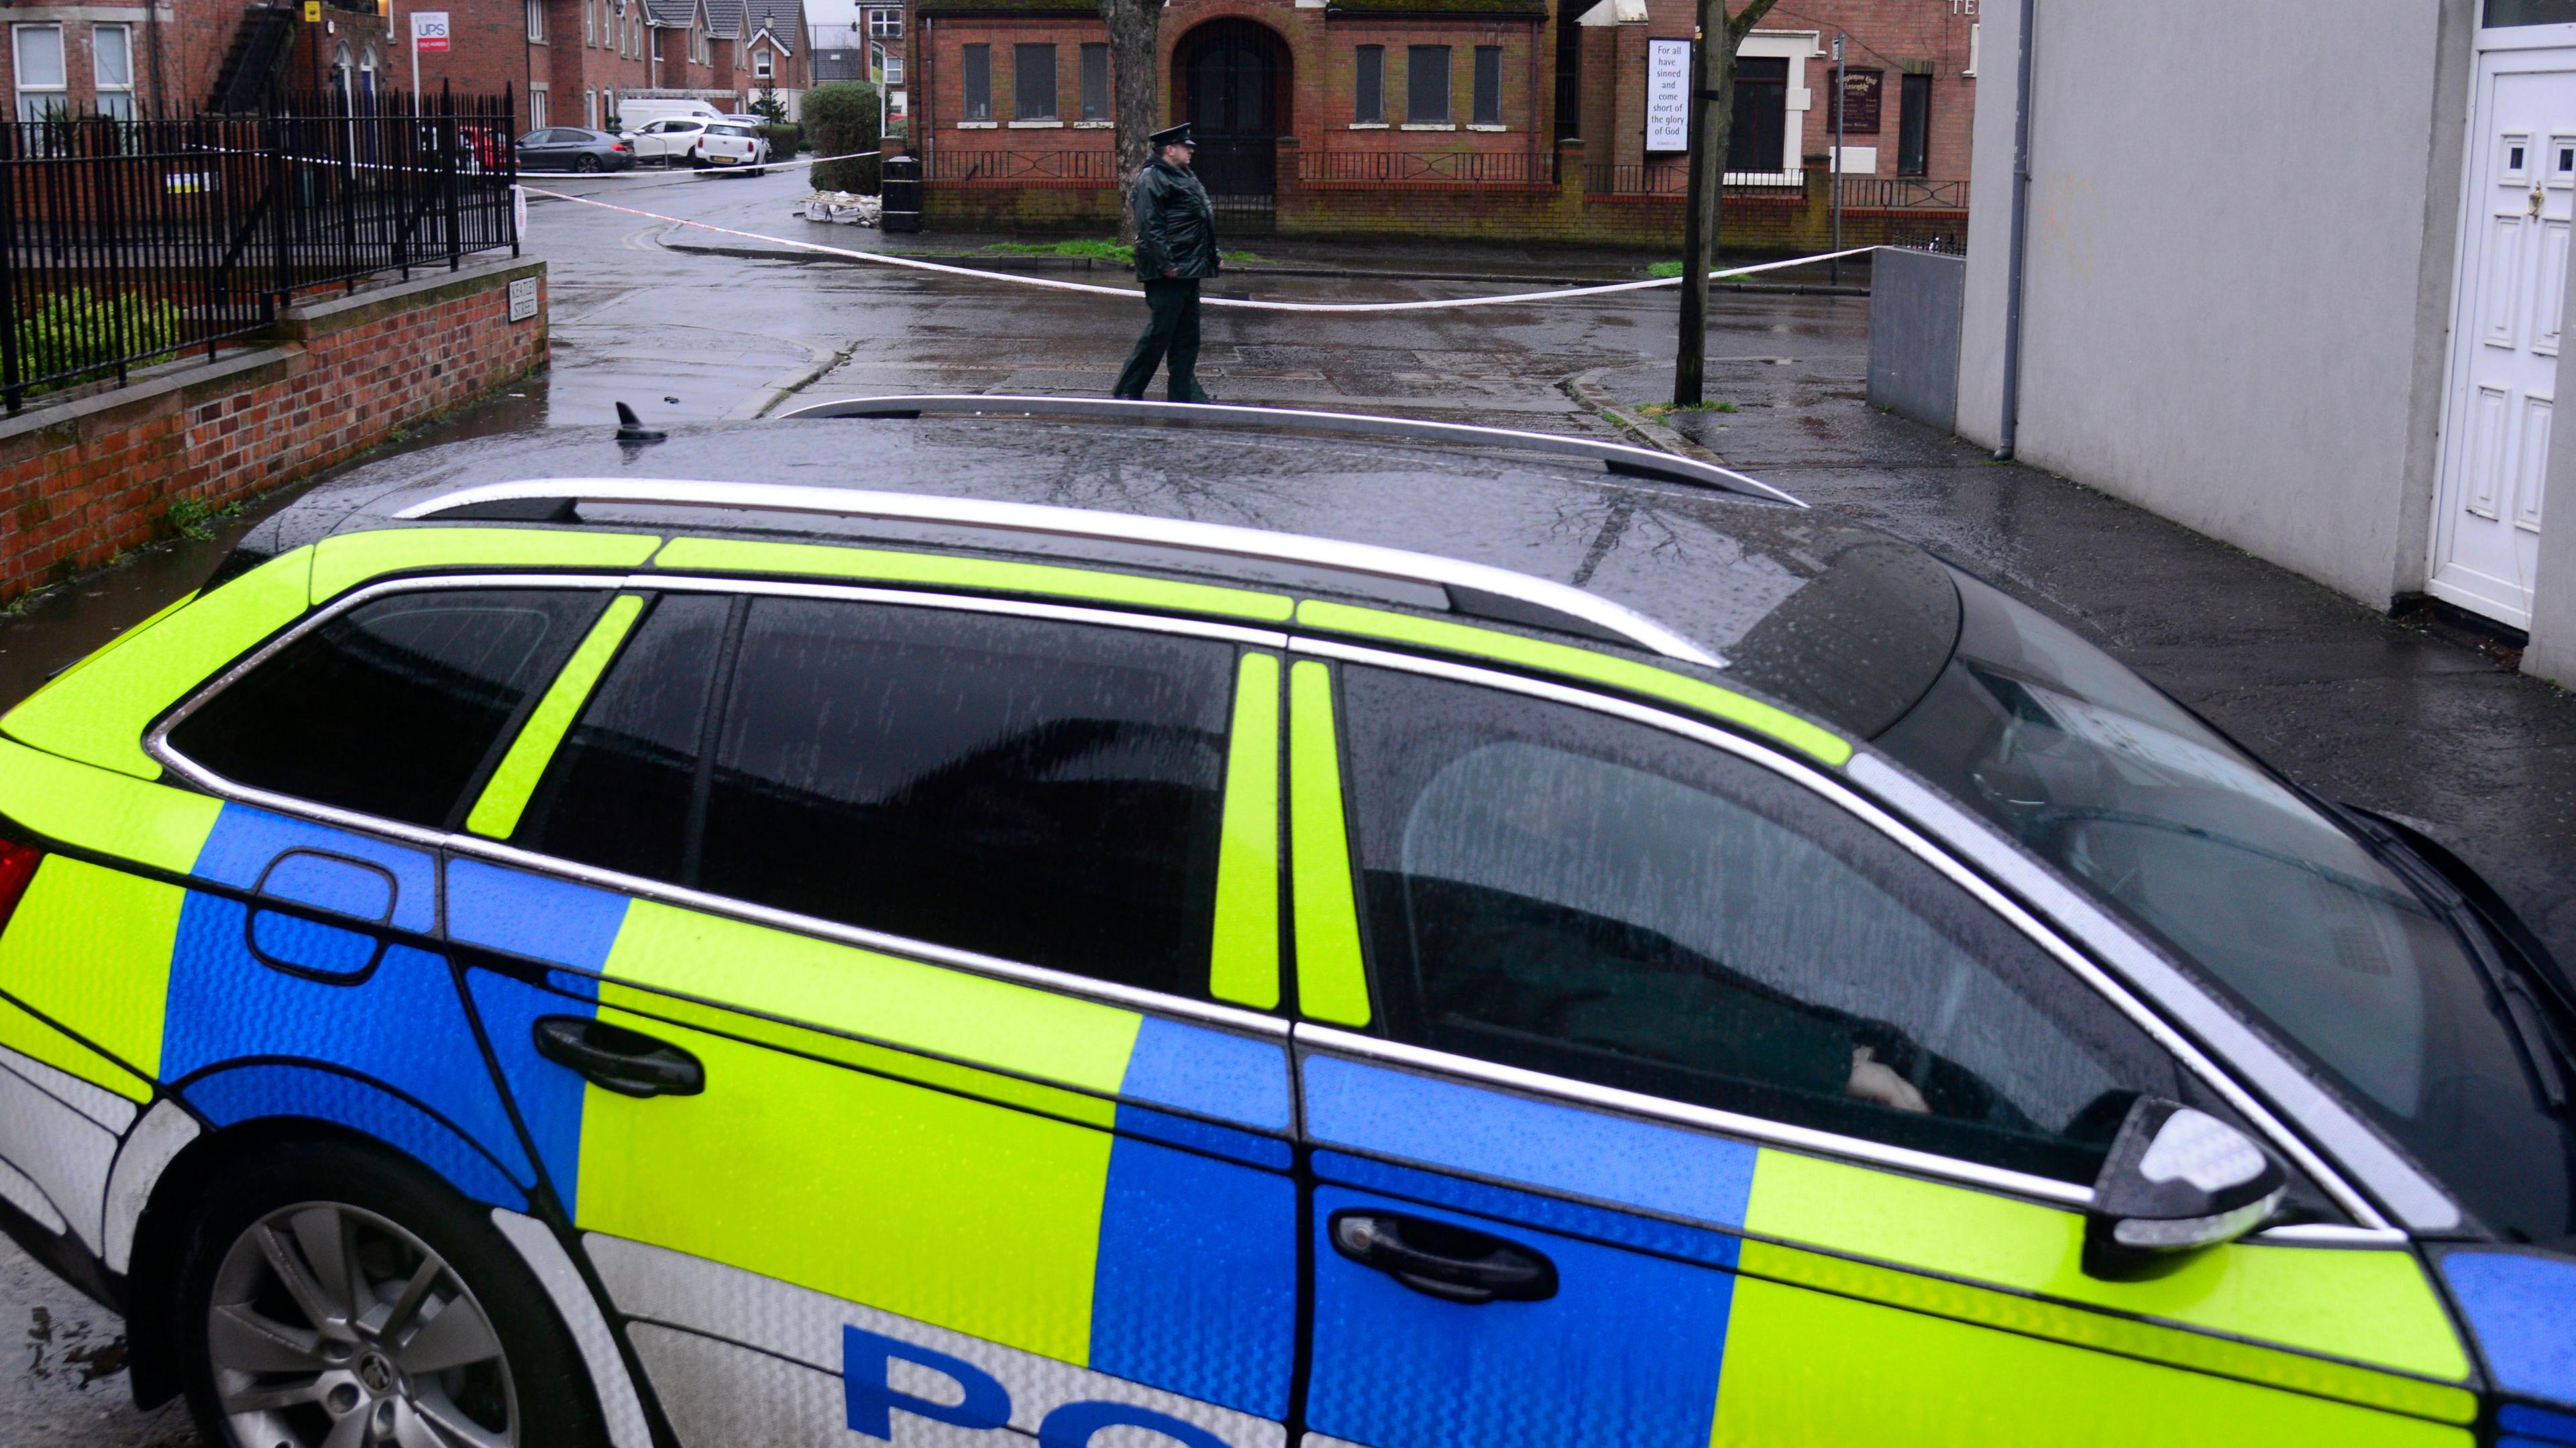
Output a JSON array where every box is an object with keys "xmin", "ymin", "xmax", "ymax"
[
  {"xmin": 921, "ymin": 159, "xmax": 1967, "ymax": 252},
  {"xmin": 0, "ymin": 258, "xmax": 546, "ymax": 604}
]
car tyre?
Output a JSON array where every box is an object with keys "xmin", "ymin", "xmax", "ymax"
[
  {"xmin": 170, "ymin": 1138, "xmax": 610, "ymax": 1448},
  {"xmin": 575, "ymin": 153, "xmax": 602, "ymax": 173}
]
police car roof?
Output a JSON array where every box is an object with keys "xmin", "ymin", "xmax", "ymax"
[{"xmin": 224, "ymin": 406, "xmax": 1963, "ymax": 737}]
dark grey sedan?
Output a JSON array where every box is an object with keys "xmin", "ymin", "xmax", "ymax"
[{"xmin": 515, "ymin": 126, "xmax": 635, "ymax": 172}]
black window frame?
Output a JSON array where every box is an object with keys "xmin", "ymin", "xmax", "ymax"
[
  {"xmin": 1725, "ymin": 54, "xmax": 1788, "ymax": 173},
  {"xmin": 1405, "ymin": 44, "xmax": 1450, "ymax": 125},
  {"xmin": 1079, "ymin": 42, "xmax": 1109, "ymax": 121},
  {"xmin": 1471, "ymin": 44, "xmax": 1502, "ymax": 127},
  {"xmin": 1896, "ymin": 70, "xmax": 1930, "ymax": 176},
  {"xmin": 1354, "ymin": 44, "xmax": 1385, "ymax": 124},
  {"xmin": 961, "ymin": 43, "xmax": 991, "ymax": 121},
  {"xmin": 1013, "ymin": 42, "xmax": 1057, "ymax": 121}
]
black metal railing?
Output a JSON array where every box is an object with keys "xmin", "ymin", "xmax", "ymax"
[
  {"xmin": 1835, "ymin": 176, "xmax": 1966, "ymax": 210},
  {"xmin": 928, "ymin": 150, "xmax": 1119, "ymax": 184},
  {"xmin": 1584, "ymin": 162, "xmax": 1809, "ymax": 200},
  {"xmin": 0, "ymin": 89, "xmax": 519, "ymax": 410},
  {"xmin": 1296, "ymin": 150, "xmax": 1552, "ymax": 186}
]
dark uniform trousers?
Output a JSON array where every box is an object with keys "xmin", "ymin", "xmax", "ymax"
[{"xmin": 1114, "ymin": 278, "xmax": 1209, "ymax": 402}]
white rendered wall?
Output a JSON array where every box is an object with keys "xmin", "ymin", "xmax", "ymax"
[{"xmin": 1953, "ymin": 0, "xmax": 2479, "ymax": 607}]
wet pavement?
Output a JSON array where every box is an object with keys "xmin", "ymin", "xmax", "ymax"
[{"xmin": 8, "ymin": 165, "xmax": 2576, "ymax": 1445}]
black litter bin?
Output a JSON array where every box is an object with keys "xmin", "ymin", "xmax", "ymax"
[{"xmin": 882, "ymin": 154, "xmax": 922, "ymax": 234}]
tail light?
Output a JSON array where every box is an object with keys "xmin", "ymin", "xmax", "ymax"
[
  {"xmin": 611, "ymin": 142, "xmax": 629, "ymax": 152},
  {"xmin": 0, "ymin": 840, "xmax": 43, "ymax": 936}
]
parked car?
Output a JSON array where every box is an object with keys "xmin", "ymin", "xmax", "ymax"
[
  {"xmin": 690, "ymin": 121, "xmax": 771, "ymax": 173},
  {"xmin": 621, "ymin": 117, "xmax": 710, "ymax": 166},
  {"xmin": 516, "ymin": 126, "xmax": 635, "ymax": 172},
  {"xmin": 0, "ymin": 398, "xmax": 2569, "ymax": 1448}
]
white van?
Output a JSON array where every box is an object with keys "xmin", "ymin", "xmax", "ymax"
[{"xmin": 612, "ymin": 98, "xmax": 724, "ymax": 133}]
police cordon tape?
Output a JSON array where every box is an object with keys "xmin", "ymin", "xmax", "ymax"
[
  {"xmin": 515, "ymin": 180, "xmax": 1878, "ymax": 314},
  {"xmin": 514, "ymin": 146, "xmax": 883, "ymax": 180}
]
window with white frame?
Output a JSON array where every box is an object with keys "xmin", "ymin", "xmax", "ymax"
[
  {"xmin": 585, "ymin": 0, "xmax": 596, "ymax": 46},
  {"xmin": 92, "ymin": 24, "xmax": 133, "ymax": 120},
  {"xmin": 755, "ymin": 45, "xmax": 773, "ymax": 78},
  {"xmin": 530, "ymin": 87, "xmax": 549, "ymax": 126},
  {"xmin": 586, "ymin": 88, "xmax": 598, "ymax": 125},
  {"xmin": 867, "ymin": 7, "xmax": 902, "ymax": 39},
  {"xmin": 527, "ymin": 0, "xmax": 545, "ymax": 43},
  {"xmin": 12, "ymin": 25, "xmax": 64, "ymax": 123}
]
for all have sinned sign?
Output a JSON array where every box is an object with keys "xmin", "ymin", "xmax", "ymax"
[{"xmin": 1646, "ymin": 37, "xmax": 1689, "ymax": 153}]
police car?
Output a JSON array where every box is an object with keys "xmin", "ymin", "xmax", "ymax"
[{"xmin": 0, "ymin": 397, "xmax": 2567, "ymax": 1448}]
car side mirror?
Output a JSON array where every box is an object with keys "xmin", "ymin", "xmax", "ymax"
[{"xmin": 2083, "ymin": 1097, "xmax": 2286, "ymax": 1280}]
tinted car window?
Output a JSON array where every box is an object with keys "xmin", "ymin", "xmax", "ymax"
[
  {"xmin": 169, "ymin": 588, "xmax": 606, "ymax": 830},
  {"xmin": 688, "ymin": 598, "xmax": 1234, "ymax": 997},
  {"xmin": 514, "ymin": 593, "xmax": 733, "ymax": 883},
  {"xmin": 1342, "ymin": 666, "xmax": 2217, "ymax": 1184}
]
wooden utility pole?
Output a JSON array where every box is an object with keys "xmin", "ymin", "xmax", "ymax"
[
  {"xmin": 1099, "ymin": 0, "xmax": 1163, "ymax": 245},
  {"xmin": 1674, "ymin": 0, "xmax": 1778, "ymax": 406}
]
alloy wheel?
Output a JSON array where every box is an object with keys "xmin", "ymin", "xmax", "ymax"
[{"xmin": 205, "ymin": 1200, "xmax": 519, "ymax": 1448}]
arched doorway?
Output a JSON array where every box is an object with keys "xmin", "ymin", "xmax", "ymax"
[{"xmin": 1174, "ymin": 19, "xmax": 1288, "ymax": 228}]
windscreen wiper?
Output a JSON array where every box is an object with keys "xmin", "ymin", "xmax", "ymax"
[{"xmin": 2336, "ymin": 807, "xmax": 2571, "ymax": 1115}]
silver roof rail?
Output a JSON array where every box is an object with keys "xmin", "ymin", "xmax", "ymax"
[
  {"xmin": 776, "ymin": 394, "xmax": 1808, "ymax": 508},
  {"xmin": 392, "ymin": 478, "xmax": 1728, "ymax": 667}
]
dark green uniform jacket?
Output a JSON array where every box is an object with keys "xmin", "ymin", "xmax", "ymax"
[{"xmin": 1130, "ymin": 158, "xmax": 1220, "ymax": 282}]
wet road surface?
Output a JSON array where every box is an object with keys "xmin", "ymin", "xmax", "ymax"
[{"xmin": 7, "ymin": 165, "xmax": 2576, "ymax": 1444}]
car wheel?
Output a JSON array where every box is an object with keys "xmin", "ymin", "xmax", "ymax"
[
  {"xmin": 575, "ymin": 154, "xmax": 602, "ymax": 173},
  {"xmin": 171, "ymin": 1139, "xmax": 609, "ymax": 1448}
]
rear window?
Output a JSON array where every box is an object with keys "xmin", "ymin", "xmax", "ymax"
[
  {"xmin": 167, "ymin": 588, "xmax": 606, "ymax": 830},
  {"xmin": 708, "ymin": 124, "xmax": 756, "ymax": 137}
]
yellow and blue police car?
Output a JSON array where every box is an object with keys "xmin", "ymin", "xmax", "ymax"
[{"xmin": 0, "ymin": 397, "xmax": 2565, "ymax": 1448}]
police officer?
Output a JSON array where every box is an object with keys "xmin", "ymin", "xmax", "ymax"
[{"xmin": 1112, "ymin": 122, "xmax": 1218, "ymax": 403}]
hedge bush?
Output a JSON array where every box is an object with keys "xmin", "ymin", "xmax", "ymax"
[
  {"xmin": 759, "ymin": 123, "xmax": 801, "ymax": 159},
  {"xmin": 803, "ymin": 81, "xmax": 881, "ymax": 193},
  {"xmin": 17, "ymin": 288, "xmax": 184, "ymax": 394}
]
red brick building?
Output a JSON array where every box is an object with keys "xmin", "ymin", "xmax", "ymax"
[
  {"xmin": 0, "ymin": 0, "xmax": 802, "ymax": 137},
  {"xmin": 903, "ymin": 0, "xmax": 1977, "ymax": 245}
]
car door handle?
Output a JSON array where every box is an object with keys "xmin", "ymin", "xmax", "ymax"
[
  {"xmin": 1328, "ymin": 1209, "xmax": 1558, "ymax": 1305},
  {"xmin": 533, "ymin": 1016, "xmax": 704, "ymax": 1099}
]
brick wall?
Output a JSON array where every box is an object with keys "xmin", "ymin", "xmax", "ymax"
[
  {"xmin": 925, "ymin": 156, "xmax": 1963, "ymax": 250},
  {"xmin": 0, "ymin": 257, "xmax": 545, "ymax": 604}
]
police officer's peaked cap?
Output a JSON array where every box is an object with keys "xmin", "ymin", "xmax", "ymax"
[{"xmin": 1149, "ymin": 122, "xmax": 1195, "ymax": 148}]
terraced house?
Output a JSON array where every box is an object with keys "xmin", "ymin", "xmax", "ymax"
[
  {"xmin": 901, "ymin": 0, "xmax": 1978, "ymax": 242},
  {"xmin": 14, "ymin": 0, "xmax": 810, "ymax": 135}
]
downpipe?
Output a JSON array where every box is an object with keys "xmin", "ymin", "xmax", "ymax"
[{"xmin": 1994, "ymin": 0, "xmax": 2037, "ymax": 463}]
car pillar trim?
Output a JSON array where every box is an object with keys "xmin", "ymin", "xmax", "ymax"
[
  {"xmin": 1289, "ymin": 636, "xmax": 2394, "ymax": 1232},
  {"xmin": 386, "ymin": 478, "xmax": 1724, "ymax": 667},
  {"xmin": 1844, "ymin": 753, "xmax": 2451, "ymax": 1235}
]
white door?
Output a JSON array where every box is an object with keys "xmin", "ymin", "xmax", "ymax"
[{"xmin": 2432, "ymin": 49, "xmax": 2576, "ymax": 627}]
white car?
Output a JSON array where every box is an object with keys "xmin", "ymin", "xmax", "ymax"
[
  {"xmin": 622, "ymin": 117, "xmax": 710, "ymax": 166},
  {"xmin": 694, "ymin": 121, "xmax": 773, "ymax": 174}
]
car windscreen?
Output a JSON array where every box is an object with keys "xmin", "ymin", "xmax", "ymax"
[{"xmin": 1875, "ymin": 569, "xmax": 2575, "ymax": 1245}]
